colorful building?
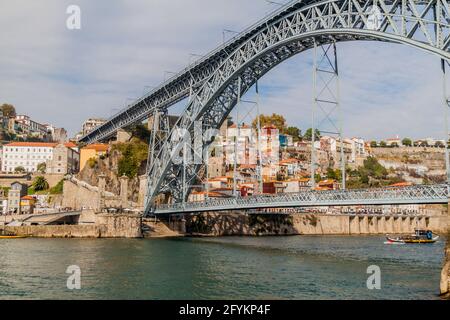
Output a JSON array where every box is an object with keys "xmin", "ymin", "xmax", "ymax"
[
  {"xmin": 1, "ymin": 142, "xmax": 79, "ymax": 174},
  {"xmin": 79, "ymin": 144, "xmax": 109, "ymax": 171}
]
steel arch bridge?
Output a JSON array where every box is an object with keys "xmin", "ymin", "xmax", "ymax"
[{"xmin": 78, "ymin": 0, "xmax": 450, "ymax": 215}]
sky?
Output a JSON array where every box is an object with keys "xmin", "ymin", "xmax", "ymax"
[{"xmin": 0, "ymin": 0, "xmax": 448, "ymax": 141}]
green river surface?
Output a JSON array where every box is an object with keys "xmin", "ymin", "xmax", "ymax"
[{"xmin": 0, "ymin": 236, "xmax": 446, "ymax": 300}]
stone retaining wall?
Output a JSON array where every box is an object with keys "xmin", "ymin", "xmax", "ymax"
[
  {"xmin": 3, "ymin": 214, "xmax": 142, "ymax": 238},
  {"xmin": 184, "ymin": 212, "xmax": 450, "ymax": 236}
]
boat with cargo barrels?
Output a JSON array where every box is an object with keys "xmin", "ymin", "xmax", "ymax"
[{"xmin": 386, "ymin": 230, "xmax": 439, "ymax": 244}]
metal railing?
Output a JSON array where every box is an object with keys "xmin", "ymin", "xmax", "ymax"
[{"xmin": 154, "ymin": 184, "xmax": 449, "ymax": 214}]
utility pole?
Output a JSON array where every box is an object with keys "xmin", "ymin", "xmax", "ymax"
[
  {"xmin": 311, "ymin": 40, "xmax": 318, "ymax": 190},
  {"xmin": 256, "ymin": 81, "xmax": 264, "ymax": 194},
  {"xmin": 233, "ymin": 77, "xmax": 242, "ymax": 198}
]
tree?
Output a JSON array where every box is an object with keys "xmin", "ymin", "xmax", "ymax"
[
  {"xmin": 115, "ymin": 138, "xmax": 149, "ymax": 178},
  {"xmin": 362, "ymin": 157, "xmax": 388, "ymax": 179},
  {"xmin": 379, "ymin": 141, "xmax": 387, "ymax": 148},
  {"xmin": 14, "ymin": 166, "xmax": 26, "ymax": 173},
  {"xmin": 0, "ymin": 103, "xmax": 16, "ymax": 118},
  {"xmin": 130, "ymin": 124, "xmax": 150, "ymax": 142},
  {"xmin": 37, "ymin": 162, "xmax": 46, "ymax": 174},
  {"xmin": 252, "ymin": 114, "xmax": 287, "ymax": 133},
  {"xmin": 314, "ymin": 173, "xmax": 322, "ymax": 183},
  {"xmin": 286, "ymin": 126, "xmax": 302, "ymax": 142},
  {"xmin": 303, "ymin": 128, "xmax": 321, "ymax": 142},
  {"xmin": 402, "ymin": 138, "xmax": 412, "ymax": 147},
  {"xmin": 33, "ymin": 176, "xmax": 49, "ymax": 191},
  {"xmin": 370, "ymin": 141, "xmax": 378, "ymax": 148}
]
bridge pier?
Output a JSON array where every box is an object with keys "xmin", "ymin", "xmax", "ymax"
[
  {"xmin": 349, "ymin": 216, "xmax": 359, "ymax": 235},
  {"xmin": 360, "ymin": 216, "xmax": 369, "ymax": 235},
  {"xmin": 378, "ymin": 217, "xmax": 386, "ymax": 234},
  {"xmin": 368, "ymin": 217, "xmax": 377, "ymax": 234}
]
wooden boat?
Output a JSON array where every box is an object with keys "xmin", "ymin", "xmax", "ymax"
[
  {"xmin": 386, "ymin": 229, "xmax": 439, "ymax": 244},
  {"xmin": 0, "ymin": 235, "xmax": 28, "ymax": 239},
  {"xmin": 0, "ymin": 229, "xmax": 28, "ymax": 239}
]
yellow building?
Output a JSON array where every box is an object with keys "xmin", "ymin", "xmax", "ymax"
[
  {"xmin": 20, "ymin": 195, "xmax": 36, "ymax": 214},
  {"xmin": 80, "ymin": 144, "xmax": 109, "ymax": 171}
]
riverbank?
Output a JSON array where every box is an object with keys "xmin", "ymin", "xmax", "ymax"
[
  {"xmin": 3, "ymin": 212, "xmax": 449, "ymax": 239},
  {"xmin": 3, "ymin": 213, "xmax": 142, "ymax": 238},
  {"xmin": 441, "ymin": 234, "xmax": 450, "ymax": 298}
]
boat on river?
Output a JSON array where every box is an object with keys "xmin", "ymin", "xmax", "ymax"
[
  {"xmin": 386, "ymin": 229, "xmax": 439, "ymax": 244},
  {"xmin": 0, "ymin": 229, "xmax": 27, "ymax": 239}
]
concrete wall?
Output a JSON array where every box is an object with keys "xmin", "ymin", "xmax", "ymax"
[
  {"xmin": 95, "ymin": 214, "xmax": 142, "ymax": 238},
  {"xmin": 42, "ymin": 173, "xmax": 65, "ymax": 188},
  {"xmin": 3, "ymin": 213, "xmax": 142, "ymax": 238},
  {"xmin": 0, "ymin": 174, "xmax": 32, "ymax": 188},
  {"xmin": 62, "ymin": 179, "xmax": 100, "ymax": 210},
  {"xmin": 184, "ymin": 212, "xmax": 450, "ymax": 236},
  {"xmin": 5, "ymin": 225, "xmax": 100, "ymax": 238}
]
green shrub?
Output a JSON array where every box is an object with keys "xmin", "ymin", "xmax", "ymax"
[
  {"xmin": 87, "ymin": 157, "xmax": 98, "ymax": 169},
  {"xmin": 27, "ymin": 186, "xmax": 36, "ymax": 195},
  {"xmin": 113, "ymin": 138, "xmax": 149, "ymax": 178},
  {"xmin": 32, "ymin": 176, "xmax": 49, "ymax": 191}
]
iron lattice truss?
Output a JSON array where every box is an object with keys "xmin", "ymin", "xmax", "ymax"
[
  {"xmin": 154, "ymin": 184, "xmax": 449, "ymax": 214},
  {"xmin": 80, "ymin": 0, "xmax": 450, "ymax": 146},
  {"xmin": 75, "ymin": 0, "xmax": 450, "ymax": 214}
]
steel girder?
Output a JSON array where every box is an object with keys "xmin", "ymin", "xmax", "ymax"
[
  {"xmin": 144, "ymin": 0, "xmax": 450, "ymax": 215},
  {"xmin": 78, "ymin": 1, "xmax": 309, "ymax": 144},
  {"xmin": 154, "ymin": 184, "xmax": 449, "ymax": 214}
]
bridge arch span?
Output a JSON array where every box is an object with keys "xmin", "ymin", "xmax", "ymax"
[{"xmin": 139, "ymin": 0, "xmax": 450, "ymax": 213}]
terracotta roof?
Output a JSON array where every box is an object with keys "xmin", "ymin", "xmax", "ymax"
[
  {"xmin": 389, "ymin": 182, "xmax": 413, "ymax": 187},
  {"xmin": 191, "ymin": 191, "xmax": 229, "ymax": 198},
  {"xmin": 21, "ymin": 196, "xmax": 34, "ymax": 200},
  {"xmin": 209, "ymin": 177, "xmax": 228, "ymax": 182},
  {"xmin": 314, "ymin": 187, "xmax": 331, "ymax": 191},
  {"xmin": 82, "ymin": 144, "xmax": 109, "ymax": 152},
  {"xmin": 229, "ymin": 124, "xmax": 251, "ymax": 129},
  {"xmin": 210, "ymin": 187, "xmax": 233, "ymax": 192},
  {"xmin": 239, "ymin": 164, "xmax": 257, "ymax": 169},
  {"xmin": 318, "ymin": 180, "xmax": 336, "ymax": 185},
  {"xmin": 65, "ymin": 142, "xmax": 77, "ymax": 148},
  {"xmin": 279, "ymin": 159, "xmax": 299, "ymax": 165}
]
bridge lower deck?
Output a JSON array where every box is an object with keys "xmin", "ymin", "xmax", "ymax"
[{"xmin": 153, "ymin": 184, "xmax": 449, "ymax": 215}]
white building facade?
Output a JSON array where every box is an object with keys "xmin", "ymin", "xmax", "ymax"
[{"xmin": 1, "ymin": 142, "xmax": 78, "ymax": 173}]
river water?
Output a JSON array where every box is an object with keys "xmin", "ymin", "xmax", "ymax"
[{"xmin": 0, "ymin": 236, "xmax": 446, "ymax": 300}]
